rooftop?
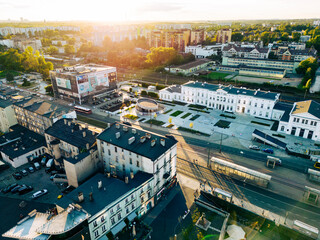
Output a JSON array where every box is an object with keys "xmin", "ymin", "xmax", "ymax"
[
  {"xmin": 0, "ymin": 124, "xmax": 46, "ymax": 159},
  {"xmin": 97, "ymin": 122, "xmax": 177, "ymax": 161},
  {"xmin": 183, "ymin": 81, "xmax": 279, "ymax": 100},
  {"xmin": 173, "ymin": 59, "xmax": 212, "ymax": 70},
  {"xmin": 57, "ymin": 172, "xmax": 153, "ymax": 216},
  {"xmin": 274, "ymin": 102, "xmax": 293, "ymax": 123},
  {"xmin": 54, "ymin": 64, "xmax": 116, "ymax": 76},
  {"xmin": 0, "ymin": 98, "xmax": 12, "ymax": 108},
  {"xmin": 45, "ymin": 119, "xmax": 97, "ymax": 149},
  {"xmin": 226, "ymin": 56, "xmax": 297, "ymax": 63},
  {"xmin": 162, "ymin": 85, "xmax": 181, "ymax": 93},
  {"xmin": 292, "ymin": 100, "xmax": 320, "ymax": 119}
]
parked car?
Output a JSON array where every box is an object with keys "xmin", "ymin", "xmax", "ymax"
[
  {"xmin": 262, "ymin": 148, "xmax": 274, "ymax": 154},
  {"xmin": 50, "ymin": 171, "xmax": 58, "ymax": 176},
  {"xmin": 41, "ymin": 157, "xmax": 47, "ymax": 166},
  {"xmin": 12, "ymin": 172, "xmax": 22, "ymax": 180},
  {"xmin": 1, "ymin": 183, "xmax": 18, "ymax": 194},
  {"xmin": 18, "ymin": 185, "xmax": 33, "ymax": 195},
  {"xmin": 11, "ymin": 185, "xmax": 24, "ymax": 193},
  {"xmin": 62, "ymin": 185, "xmax": 75, "ymax": 195},
  {"xmin": 21, "ymin": 169, "xmax": 28, "ymax": 176},
  {"xmin": 249, "ymin": 145, "xmax": 260, "ymax": 151},
  {"xmin": 34, "ymin": 162, "xmax": 41, "ymax": 170},
  {"xmin": 28, "ymin": 166, "xmax": 35, "ymax": 173},
  {"xmin": 32, "ymin": 189, "xmax": 48, "ymax": 199}
]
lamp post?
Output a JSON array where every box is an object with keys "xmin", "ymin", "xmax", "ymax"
[{"xmin": 219, "ymin": 132, "xmax": 223, "ymax": 153}]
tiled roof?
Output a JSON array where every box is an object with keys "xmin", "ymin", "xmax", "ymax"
[{"xmin": 292, "ymin": 100, "xmax": 320, "ymax": 119}]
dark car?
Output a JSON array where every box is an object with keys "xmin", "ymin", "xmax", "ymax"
[
  {"xmin": 11, "ymin": 185, "xmax": 24, "ymax": 193},
  {"xmin": 12, "ymin": 172, "xmax": 23, "ymax": 180},
  {"xmin": 21, "ymin": 169, "xmax": 28, "ymax": 176},
  {"xmin": 2, "ymin": 183, "xmax": 18, "ymax": 193},
  {"xmin": 62, "ymin": 185, "xmax": 75, "ymax": 194},
  {"xmin": 28, "ymin": 166, "xmax": 35, "ymax": 173},
  {"xmin": 18, "ymin": 185, "xmax": 33, "ymax": 195},
  {"xmin": 263, "ymin": 148, "xmax": 274, "ymax": 154}
]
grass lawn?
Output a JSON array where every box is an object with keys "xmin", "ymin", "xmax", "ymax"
[
  {"xmin": 214, "ymin": 120, "xmax": 231, "ymax": 129},
  {"xmin": 188, "ymin": 104, "xmax": 206, "ymax": 110},
  {"xmin": 145, "ymin": 119, "xmax": 165, "ymax": 126},
  {"xmin": 77, "ymin": 115, "xmax": 109, "ymax": 129},
  {"xmin": 190, "ymin": 114, "xmax": 200, "ymax": 121},
  {"xmin": 220, "ymin": 113, "xmax": 236, "ymax": 119},
  {"xmin": 251, "ymin": 120, "xmax": 271, "ymax": 127},
  {"xmin": 163, "ymin": 109, "xmax": 173, "ymax": 114},
  {"xmin": 170, "ymin": 110, "xmax": 183, "ymax": 117},
  {"xmin": 178, "ymin": 127, "xmax": 210, "ymax": 137},
  {"xmin": 181, "ymin": 112, "xmax": 192, "ymax": 119},
  {"xmin": 123, "ymin": 114, "xmax": 138, "ymax": 120},
  {"xmin": 206, "ymin": 72, "xmax": 229, "ymax": 80}
]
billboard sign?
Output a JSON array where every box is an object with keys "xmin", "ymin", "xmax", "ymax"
[{"xmin": 56, "ymin": 78, "xmax": 71, "ymax": 89}]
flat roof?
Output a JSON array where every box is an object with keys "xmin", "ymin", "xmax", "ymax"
[
  {"xmin": 226, "ymin": 56, "xmax": 297, "ymax": 63},
  {"xmin": 97, "ymin": 122, "xmax": 177, "ymax": 161},
  {"xmin": 173, "ymin": 59, "xmax": 212, "ymax": 70},
  {"xmin": 57, "ymin": 172, "xmax": 153, "ymax": 216},
  {"xmin": 0, "ymin": 98, "xmax": 12, "ymax": 108}
]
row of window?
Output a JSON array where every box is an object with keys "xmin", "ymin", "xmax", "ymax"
[{"xmin": 293, "ymin": 117, "xmax": 317, "ymax": 126}]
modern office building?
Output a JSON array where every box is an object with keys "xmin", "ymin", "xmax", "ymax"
[
  {"xmin": 13, "ymin": 97, "xmax": 76, "ymax": 135},
  {"xmin": 222, "ymin": 57, "xmax": 300, "ymax": 73},
  {"xmin": 0, "ymin": 99, "xmax": 17, "ymax": 133},
  {"xmin": 160, "ymin": 81, "xmax": 280, "ymax": 119},
  {"xmin": 50, "ymin": 64, "xmax": 117, "ymax": 104}
]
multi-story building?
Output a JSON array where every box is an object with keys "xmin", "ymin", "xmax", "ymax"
[
  {"xmin": 185, "ymin": 44, "xmax": 223, "ymax": 58},
  {"xmin": 0, "ymin": 99, "xmax": 17, "ymax": 133},
  {"xmin": 45, "ymin": 119, "xmax": 100, "ymax": 187},
  {"xmin": 277, "ymin": 48, "xmax": 317, "ymax": 61},
  {"xmin": 216, "ymin": 29, "xmax": 232, "ymax": 43},
  {"xmin": 0, "ymin": 125, "xmax": 46, "ymax": 168},
  {"xmin": 160, "ymin": 81, "xmax": 280, "ymax": 119},
  {"xmin": 190, "ymin": 30, "xmax": 206, "ymax": 45},
  {"xmin": 50, "ymin": 64, "xmax": 117, "ymax": 104},
  {"xmin": 217, "ymin": 65, "xmax": 286, "ymax": 78},
  {"xmin": 222, "ymin": 45, "xmax": 269, "ymax": 59},
  {"xmin": 13, "ymin": 97, "xmax": 76, "ymax": 135},
  {"xmin": 222, "ymin": 57, "xmax": 300, "ymax": 73},
  {"xmin": 277, "ymin": 100, "xmax": 320, "ymax": 141}
]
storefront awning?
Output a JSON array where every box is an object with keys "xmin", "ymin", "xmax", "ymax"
[
  {"xmin": 127, "ymin": 212, "xmax": 137, "ymax": 222},
  {"xmin": 111, "ymin": 221, "xmax": 126, "ymax": 236}
]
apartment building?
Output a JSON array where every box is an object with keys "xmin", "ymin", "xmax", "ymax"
[
  {"xmin": 45, "ymin": 119, "xmax": 99, "ymax": 187},
  {"xmin": 0, "ymin": 99, "xmax": 17, "ymax": 133},
  {"xmin": 190, "ymin": 30, "xmax": 206, "ymax": 45},
  {"xmin": 13, "ymin": 97, "xmax": 76, "ymax": 135},
  {"xmin": 277, "ymin": 48, "xmax": 317, "ymax": 61},
  {"xmin": 277, "ymin": 100, "xmax": 320, "ymax": 141},
  {"xmin": 50, "ymin": 64, "xmax": 117, "ymax": 104},
  {"xmin": 222, "ymin": 57, "xmax": 300, "ymax": 73},
  {"xmin": 216, "ymin": 29, "xmax": 232, "ymax": 43},
  {"xmin": 160, "ymin": 81, "xmax": 280, "ymax": 119}
]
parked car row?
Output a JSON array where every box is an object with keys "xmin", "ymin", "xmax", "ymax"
[
  {"xmin": 249, "ymin": 145, "xmax": 274, "ymax": 154},
  {"xmin": 12, "ymin": 162, "xmax": 44, "ymax": 180},
  {"xmin": 1, "ymin": 183, "xmax": 33, "ymax": 195}
]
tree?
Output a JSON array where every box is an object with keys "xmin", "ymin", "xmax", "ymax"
[
  {"xmin": 6, "ymin": 72, "xmax": 14, "ymax": 81},
  {"xmin": 45, "ymin": 84, "xmax": 53, "ymax": 95},
  {"xmin": 64, "ymin": 44, "xmax": 75, "ymax": 55},
  {"xmin": 46, "ymin": 46, "xmax": 58, "ymax": 55},
  {"xmin": 292, "ymin": 32, "xmax": 301, "ymax": 42},
  {"xmin": 260, "ymin": 32, "xmax": 270, "ymax": 45},
  {"xmin": 102, "ymin": 36, "xmax": 113, "ymax": 51},
  {"xmin": 22, "ymin": 78, "xmax": 31, "ymax": 87},
  {"xmin": 280, "ymin": 32, "xmax": 289, "ymax": 41},
  {"xmin": 231, "ymin": 32, "xmax": 243, "ymax": 42}
]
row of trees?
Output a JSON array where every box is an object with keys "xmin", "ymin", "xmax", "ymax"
[
  {"xmin": 296, "ymin": 57, "xmax": 319, "ymax": 89},
  {"xmin": 0, "ymin": 46, "xmax": 53, "ymax": 79}
]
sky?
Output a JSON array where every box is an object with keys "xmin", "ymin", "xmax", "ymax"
[{"xmin": 0, "ymin": 0, "xmax": 319, "ymax": 23}]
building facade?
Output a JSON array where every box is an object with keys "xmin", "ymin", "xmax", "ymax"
[
  {"xmin": 160, "ymin": 81, "xmax": 280, "ymax": 119},
  {"xmin": 0, "ymin": 99, "xmax": 17, "ymax": 133},
  {"xmin": 216, "ymin": 29, "xmax": 232, "ymax": 43},
  {"xmin": 50, "ymin": 64, "xmax": 117, "ymax": 104},
  {"xmin": 185, "ymin": 45, "xmax": 223, "ymax": 58},
  {"xmin": 222, "ymin": 45, "xmax": 270, "ymax": 59}
]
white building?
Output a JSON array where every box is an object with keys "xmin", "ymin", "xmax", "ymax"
[
  {"xmin": 185, "ymin": 45, "xmax": 223, "ymax": 58},
  {"xmin": 222, "ymin": 45, "xmax": 269, "ymax": 59},
  {"xmin": 0, "ymin": 99, "xmax": 17, "ymax": 133},
  {"xmin": 160, "ymin": 81, "xmax": 280, "ymax": 119},
  {"xmin": 277, "ymin": 100, "xmax": 320, "ymax": 141}
]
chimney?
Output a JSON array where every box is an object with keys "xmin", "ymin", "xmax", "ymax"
[
  {"xmin": 130, "ymin": 171, "xmax": 134, "ymax": 179},
  {"xmin": 160, "ymin": 139, "xmax": 165, "ymax": 146},
  {"xmin": 116, "ymin": 123, "xmax": 120, "ymax": 129},
  {"xmin": 85, "ymin": 123, "xmax": 88, "ymax": 129},
  {"xmin": 79, "ymin": 125, "xmax": 82, "ymax": 130},
  {"xmin": 64, "ymin": 119, "xmax": 67, "ymax": 125},
  {"xmin": 132, "ymin": 129, "xmax": 136, "ymax": 134},
  {"xmin": 83, "ymin": 131, "xmax": 86, "ymax": 137},
  {"xmin": 71, "ymin": 129, "xmax": 74, "ymax": 133},
  {"xmin": 151, "ymin": 139, "xmax": 156, "ymax": 147},
  {"xmin": 86, "ymin": 143, "xmax": 89, "ymax": 150},
  {"xmin": 107, "ymin": 123, "xmax": 110, "ymax": 129},
  {"xmin": 125, "ymin": 176, "xmax": 129, "ymax": 184},
  {"xmin": 68, "ymin": 121, "xmax": 71, "ymax": 126},
  {"xmin": 140, "ymin": 136, "xmax": 146, "ymax": 143},
  {"xmin": 78, "ymin": 192, "xmax": 84, "ymax": 202},
  {"xmin": 116, "ymin": 132, "xmax": 121, "ymax": 139},
  {"xmin": 123, "ymin": 126, "xmax": 128, "ymax": 132},
  {"xmin": 89, "ymin": 192, "xmax": 93, "ymax": 201},
  {"xmin": 72, "ymin": 118, "xmax": 76, "ymax": 123},
  {"xmin": 128, "ymin": 136, "xmax": 135, "ymax": 145},
  {"xmin": 146, "ymin": 133, "xmax": 151, "ymax": 139},
  {"xmin": 92, "ymin": 131, "xmax": 95, "ymax": 135},
  {"xmin": 98, "ymin": 180, "xmax": 102, "ymax": 189}
]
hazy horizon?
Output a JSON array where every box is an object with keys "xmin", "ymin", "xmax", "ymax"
[{"xmin": 0, "ymin": 0, "xmax": 319, "ymax": 23}]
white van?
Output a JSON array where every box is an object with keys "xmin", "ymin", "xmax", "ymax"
[{"xmin": 32, "ymin": 189, "xmax": 48, "ymax": 199}]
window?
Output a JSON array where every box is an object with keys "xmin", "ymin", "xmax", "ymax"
[
  {"xmin": 261, "ymin": 104, "xmax": 264, "ymax": 108},
  {"xmin": 238, "ymin": 100, "xmax": 240, "ymax": 103},
  {"xmin": 102, "ymin": 225, "xmax": 106, "ymax": 232},
  {"xmin": 137, "ymin": 161, "xmax": 140, "ymax": 167},
  {"xmin": 111, "ymin": 218, "xmax": 115, "ymax": 225},
  {"xmin": 131, "ymin": 194, "xmax": 134, "ymax": 200},
  {"xmin": 315, "ymin": 122, "xmax": 317, "ymax": 126},
  {"xmin": 93, "ymin": 221, "xmax": 97, "ymax": 227},
  {"xmin": 108, "ymin": 149, "xmax": 111, "ymax": 155},
  {"xmin": 129, "ymin": 158, "xmax": 132, "ymax": 164},
  {"xmin": 117, "ymin": 204, "xmax": 120, "ymax": 210},
  {"xmin": 115, "ymin": 147, "xmax": 117, "ymax": 153},
  {"xmin": 297, "ymin": 118, "xmax": 300, "ymax": 123},
  {"xmin": 265, "ymin": 112, "xmax": 269, "ymax": 117},
  {"xmin": 110, "ymin": 208, "xmax": 114, "ymax": 214},
  {"xmin": 254, "ymin": 103, "xmax": 257, "ymax": 107},
  {"xmin": 101, "ymin": 216, "xmax": 105, "ymax": 222},
  {"xmin": 302, "ymin": 119, "xmax": 305, "ymax": 124},
  {"xmin": 118, "ymin": 213, "xmax": 121, "ymax": 221},
  {"xmin": 116, "ymin": 156, "xmax": 119, "ymax": 163},
  {"xmin": 311, "ymin": 121, "xmax": 314, "ymax": 125},
  {"xmin": 132, "ymin": 203, "xmax": 135, "ymax": 210},
  {"xmin": 126, "ymin": 208, "xmax": 129, "ymax": 214},
  {"xmin": 94, "ymin": 230, "xmax": 99, "ymax": 238},
  {"xmin": 293, "ymin": 117, "xmax": 296, "ymax": 122},
  {"xmin": 305, "ymin": 120, "xmax": 308, "ymax": 124}
]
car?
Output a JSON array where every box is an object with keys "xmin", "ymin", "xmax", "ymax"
[
  {"xmin": 50, "ymin": 171, "xmax": 58, "ymax": 176},
  {"xmin": 11, "ymin": 185, "xmax": 24, "ymax": 193},
  {"xmin": 12, "ymin": 172, "xmax": 23, "ymax": 180},
  {"xmin": 18, "ymin": 185, "xmax": 33, "ymax": 195},
  {"xmin": 32, "ymin": 189, "xmax": 48, "ymax": 199},
  {"xmin": 50, "ymin": 174, "xmax": 56, "ymax": 181},
  {"xmin": 34, "ymin": 162, "xmax": 41, "ymax": 170},
  {"xmin": 2, "ymin": 183, "xmax": 18, "ymax": 193},
  {"xmin": 21, "ymin": 169, "xmax": 28, "ymax": 176},
  {"xmin": 262, "ymin": 148, "xmax": 274, "ymax": 154},
  {"xmin": 41, "ymin": 157, "xmax": 47, "ymax": 166},
  {"xmin": 28, "ymin": 166, "xmax": 35, "ymax": 173},
  {"xmin": 249, "ymin": 145, "xmax": 260, "ymax": 151},
  {"xmin": 61, "ymin": 185, "xmax": 75, "ymax": 194}
]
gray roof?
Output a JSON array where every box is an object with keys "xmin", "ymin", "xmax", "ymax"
[
  {"xmin": 0, "ymin": 98, "xmax": 12, "ymax": 108},
  {"xmin": 163, "ymin": 85, "xmax": 181, "ymax": 93},
  {"xmin": 45, "ymin": 119, "xmax": 97, "ymax": 149},
  {"xmin": 275, "ymin": 102, "xmax": 293, "ymax": 122},
  {"xmin": 97, "ymin": 122, "xmax": 177, "ymax": 161},
  {"xmin": 278, "ymin": 48, "xmax": 317, "ymax": 56},
  {"xmin": 173, "ymin": 59, "xmax": 212, "ymax": 70},
  {"xmin": 57, "ymin": 172, "xmax": 153, "ymax": 216},
  {"xmin": 223, "ymin": 45, "xmax": 269, "ymax": 53},
  {"xmin": 0, "ymin": 124, "xmax": 46, "ymax": 159},
  {"xmin": 183, "ymin": 82, "xmax": 279, "ymax": 100}
]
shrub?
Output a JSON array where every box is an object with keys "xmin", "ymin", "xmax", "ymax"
[
  {"xmin": 170, "ymin": 110, "xmax": 183, "ymax": 117},
  {"xmin": 251, "ymin": 121, "xmax": 270, "ymax": 126}
]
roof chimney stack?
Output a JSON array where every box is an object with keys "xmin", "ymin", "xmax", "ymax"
[
  {"xmin": 116, "ymin": 123, "xmax": 120, "ymax": 129},
  {"xmin": 89, "ymin": 192, "xmax": 93, "ymax": 201},
  {"xmin": 78, "ymin": 192, "xmax": 84, "ymax": 202},
  {"xmin": 64, "ymin": 119, "xmax": 67, "ymax": 125},
  {"xmin": 125, "ymin": 176, "xmax": 129, "ymax": 184},
  {"xmin": 83, "ymin": 131, "xmax": 86, "ymax": 137},
  {"xmin": 116, "ymin": 132, "xmax": 121, "ymax": 139},
  {"xmin": 86, "ymin": 143, "xmax": 89, "ymax": 150},
  {"xmin": 123, "ymin": 126, "xmax": 128, "ymax": 132},
  {"xmin": 160, "ymin": 139, "xmax": 165, "ymax": 146},
  {"xmin": 132, "ymin": 129, "xmax": 136, "ymax": 134},
  {"xmin": 98, "ymin": 180, "xmax": 102, "ymax": 189},
  {"xmin": 151, "ymin": 139, "xmax": 156, "ymax": 147},
  {"xmin": 128, "ymin": 136, "xmax": 135, "ymax": 145},
  {"xmin": 79, "ymin": 125, "xmax": 82, "ymax": 130},
  {"xmin": 85, "ymin": 123, "xmax": 88, "ymax": 129},
  {"xmin": 140, "ymin": 136, "xmax": 146, "ymax": 143}
]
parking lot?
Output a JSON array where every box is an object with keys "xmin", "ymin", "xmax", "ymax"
[{"xmin": 0, "ymin": 161, "xmax": 65, "ymax": 204}]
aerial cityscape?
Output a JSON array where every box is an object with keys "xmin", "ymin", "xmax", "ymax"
[{"xmin": 0, "ymin": 1, "xmax": 320, "ymax": 240}]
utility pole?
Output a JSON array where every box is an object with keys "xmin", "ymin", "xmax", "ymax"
[
  {"xmin": 219, "ymin": 133, "xmax": 223, "ymax": 153},
  {"xmin": 207, "ymin": 144, "xmax": 211, "ymax": 168}
]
